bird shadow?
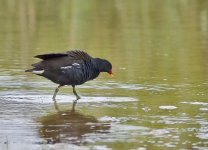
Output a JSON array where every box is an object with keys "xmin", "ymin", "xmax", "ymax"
[{"xmin": 38, "ymin": 100, "xmax": 111, "ymax": 145}]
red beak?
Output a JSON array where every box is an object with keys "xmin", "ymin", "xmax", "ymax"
[{"xmin": 108, "ymin": 70, "xmax": 113, "ymax": 77}]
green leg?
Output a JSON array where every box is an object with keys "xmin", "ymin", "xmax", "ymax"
[{"xmin": 72, "ymin": 85, "xmax": 81, "ymax": 102}]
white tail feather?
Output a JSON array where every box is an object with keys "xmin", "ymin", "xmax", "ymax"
[{"xmin": 32, "ymin": 70, "xmax": 44, "ymax": 74}]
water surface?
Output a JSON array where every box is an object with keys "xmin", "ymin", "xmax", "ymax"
[{"xmin": 0, "ymin": 0, "xmax": 208, "ymax": 149}]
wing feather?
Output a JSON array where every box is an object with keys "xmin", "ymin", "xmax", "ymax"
[
  {"xmin": 66, "ymin": 50, "xmax": 92, "ymax": 61},
  {"xmin": 32, "ymin": 50, "xmax": 92, "ymax": 71},
  {"xmin": 35, "ymin": 53, "xmax": 68, "ymax": 60}
]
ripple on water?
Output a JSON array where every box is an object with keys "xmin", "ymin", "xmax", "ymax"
[
  {"xmin": 83, "ymin": 124, "xmax": 150, "ymax": 143},
  {"xmin": 150, "ymin": 129, "xmax": 170, "ymax": 137},
  {"xmin": 200, "ymin": 108, "xmax": 208, "ymax": 111},
  {"xmin": 99, "ymin": 116, "xmax": 120, "ymax": 122},
  {"xmin": 181, "ymin": 101, "xmax": 208, "ymax": 106},
  {"xmin": 197, "ymin": 125, "xmax": 208, "ymax": 140},
  {"xmin": 159, "ymin": 105, "xmax": 178, "ymax": 110},
  {"xmin": 82, "ymin": 81, "xmax": 176, "ymax": 92},
  {"xmin": 112, "ymin": 124, "xmax": 149, "ymax": 131},
  {"xmin": 152, "ymin": 116, "xmax": 193, "ymax": 125},
  {"xmin": 0, "ymin": 95, "xmax": 137, "ymax": 103}
]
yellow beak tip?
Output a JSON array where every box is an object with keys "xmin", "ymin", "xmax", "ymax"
[{"xmin": 110, "ymin": 74, "xmax": 114, "ymax": 77}]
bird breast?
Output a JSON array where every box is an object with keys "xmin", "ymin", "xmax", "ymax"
[{"xmin": 59, "ymin": 62, "xmax": 99, "ymax": 85}]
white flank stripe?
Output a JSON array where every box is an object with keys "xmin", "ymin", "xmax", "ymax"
[
  {"xmin": 32, "ymin": 70, "xmax": 44, "ymax": 74},
  {"xmin": 72, "ymin": 63, "xmax": 80, "ymax": 66},
  {"xmin": 61, "ymin": 66, "xmax": 72, "ymax": 69}
]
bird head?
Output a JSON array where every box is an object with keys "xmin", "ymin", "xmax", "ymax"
[{"xmin": 94, "ymin": 58, "xmax": 113, "ymax": 77}]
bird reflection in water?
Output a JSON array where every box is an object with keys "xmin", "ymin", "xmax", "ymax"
[{"xmin": 38, "ymin": 101, "xmax": 110, "ymax": 144}]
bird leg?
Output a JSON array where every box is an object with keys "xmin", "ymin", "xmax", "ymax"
[
  {"xmin": 72, "ymin": 85, "xmax": 81, "ymax": 102},
  {"xmin": 52, "ymin": 85, "xmax": 62, "ymax": 100}
]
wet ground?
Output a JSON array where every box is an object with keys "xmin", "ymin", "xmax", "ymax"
[
  {"xmin": 0, "ymin": 80, "xmax": 207, "ymax": 150},
  {"xmin": 0, "ymin": 0, "xmax": 208, "ymax": 149}
]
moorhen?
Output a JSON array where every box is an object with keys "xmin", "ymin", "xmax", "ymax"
[{"xmin": 25, "ymin": 50, "xmax": 113, "ymax": 101}]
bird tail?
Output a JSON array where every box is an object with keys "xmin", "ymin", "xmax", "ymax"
[
  {"xmin": 25, "ymin": 68, "xmax": 44, "ymax": 74},
  {"xmin": 25, "ymin": 68, "xmax": 34, "ymax": 72}
]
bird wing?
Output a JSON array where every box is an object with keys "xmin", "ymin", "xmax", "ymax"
[
  {"xmin": 32, "ymin": 50, "xmax": 92, "ymax": 71},
  {"xmin": 35, "ymin": 53, "xmax": 68, "ymax": 60},
  {"xmin": 66, "ymin": 50, "xmax": 92, "ymax": 61},
  {"xmin": 35, "ymin": 50, "xmax": 92, "ymax": 61}
]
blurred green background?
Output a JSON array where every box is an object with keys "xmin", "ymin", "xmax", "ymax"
[
  {"xmin": 0, "ymin": 0, "xmax": 207, "ymax": 83},
  {"xmin": 0, "ymin": 0, "xmax": 207, "ymax": 149}
]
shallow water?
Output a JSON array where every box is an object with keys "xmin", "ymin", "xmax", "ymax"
[{"xmin": 0, "ymin": 0, "xmax": 208, "ymax": 149}]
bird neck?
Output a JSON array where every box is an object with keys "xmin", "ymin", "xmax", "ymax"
[{"xmin": 92, "ymin": 58, "xmax": 105, "ymax": 72}]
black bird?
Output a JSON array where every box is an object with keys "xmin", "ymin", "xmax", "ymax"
[{"xmin": 25, "ymin": 50, "xmax": 113, "ymax": 101}]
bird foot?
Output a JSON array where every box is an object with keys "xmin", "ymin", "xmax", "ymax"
[
  {"xmin": 77, "ymin": 96, "xmax": 81, "ymax": 100},
  {"xmin": 73, "ymin": 96, "xmax": 80, "ymax": 103}
]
